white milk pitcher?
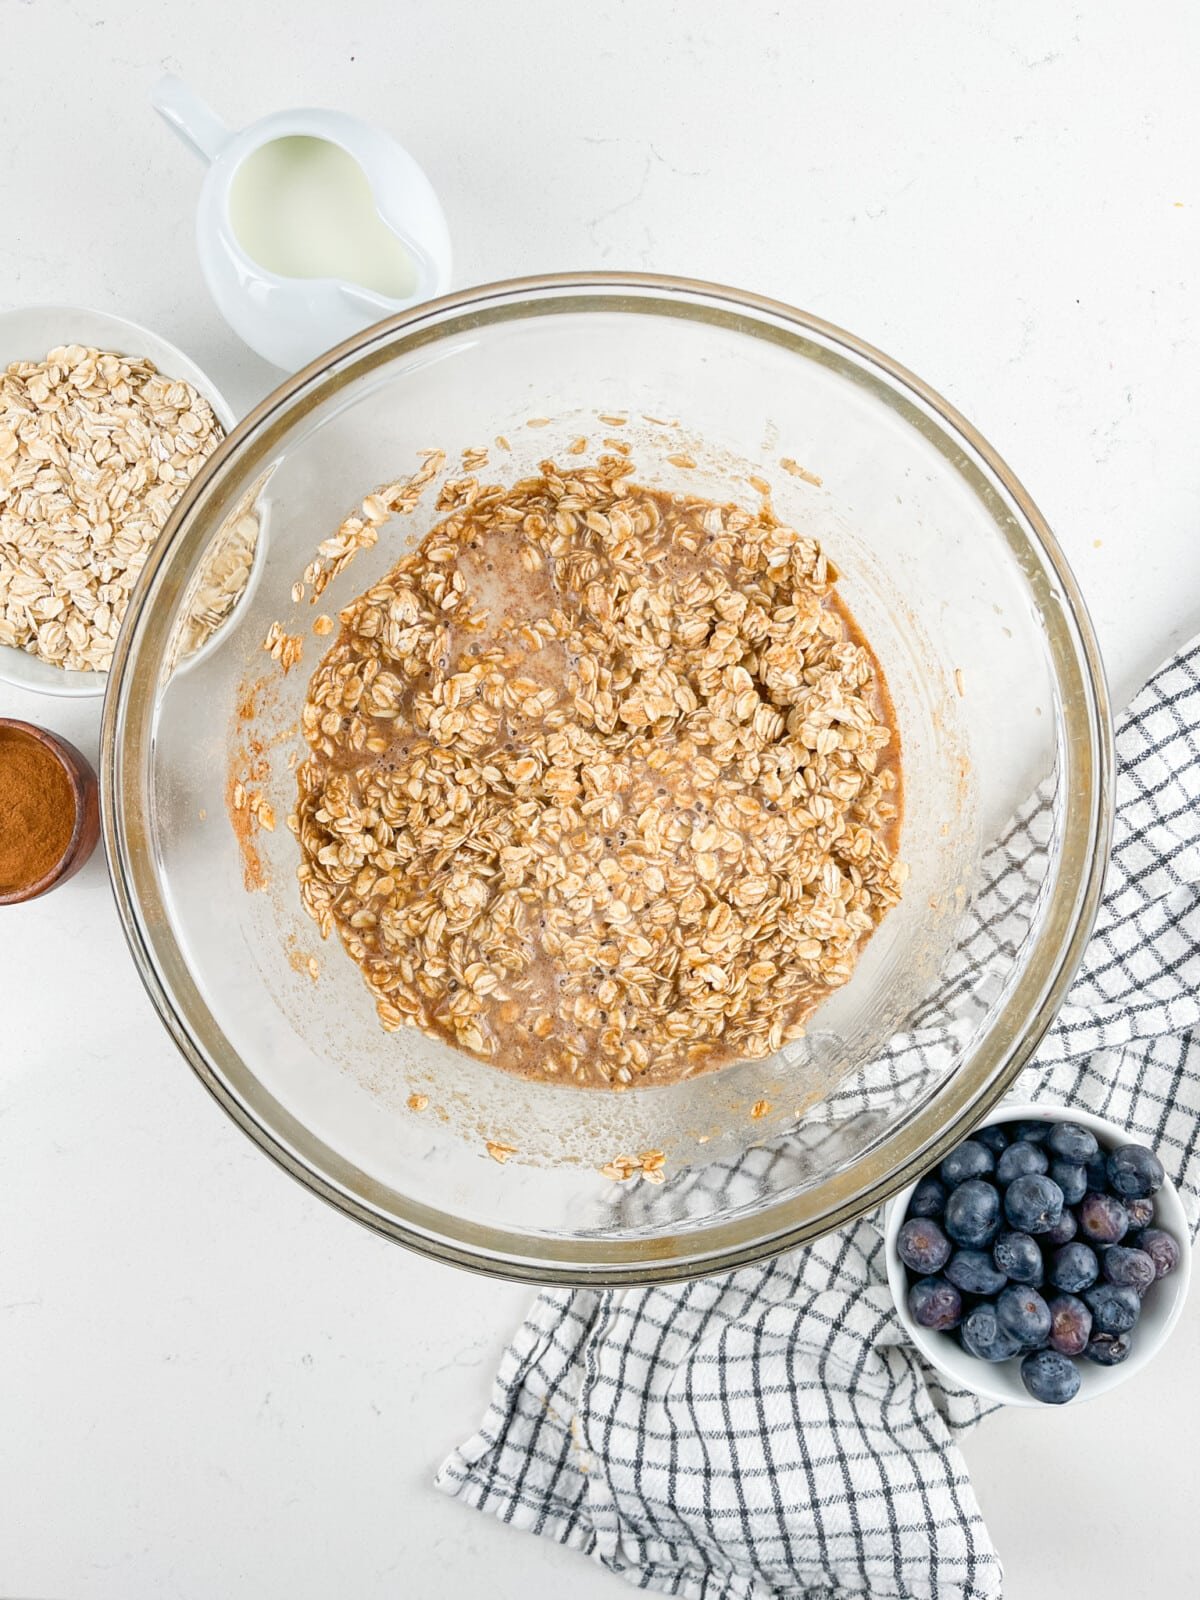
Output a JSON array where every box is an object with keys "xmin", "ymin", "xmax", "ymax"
[{"xmin": 152, "ymin": 76, "xmax": 453, "ymax": 371}]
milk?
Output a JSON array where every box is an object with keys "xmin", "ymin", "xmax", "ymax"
[
  {"xmin": 229, "ymin": 135, "xmax": 419, "ymax": 299},
  {"xmin": 153, "ymin": 75, "xmax": 452, "ymax": 367}
]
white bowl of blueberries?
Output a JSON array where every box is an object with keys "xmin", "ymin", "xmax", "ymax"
[{"xmin": 885, "ymin": 1104, "xmax": 1191, "ymax": 1406}]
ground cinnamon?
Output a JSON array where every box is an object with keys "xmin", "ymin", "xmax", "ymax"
[{"xmin": 0, "ymin": 728, "xmax": 75, "ymax": 892}]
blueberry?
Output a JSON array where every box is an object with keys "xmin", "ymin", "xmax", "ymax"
[
  {"xmin": 1048, "ymin": 1160, "xmax": 1087, "ymax": 1205},
  {"xmin": 908, "ymin": 1174, "xmax": 948, "ymax": 1219},
  {"xmin": 1004, "ymin": 1174, "xmax": 1064, "ymax": 1234},
  {"xmin": 1105, "ymin": 1144, "xmax": 1165, "ymax": 1200},
  {"xmin": 1046, "ymin": 1208, "xmax": 1078, "ymax": 1246},
  {"xmin": 908, "ymin": 1276, "xmax": 963, "ymax": 1330},
  {"xmin": 1046, "ymin": 1121, "xmax": 1100, "ymax": 1165},
  {"xmin": 1084, "ymin": 1331, "xmax": 1132, "ymax": 1366},
  {"xmin": 1013, "ymin": 1120, "xmax": 1051, "ymax": 1144},
  {"xmin": 1048, "ymin": 1241, "xmax": 1100, "ymax": 1294},
  {"xmin": 944, "ymin": 1179, "xmax": 1001, "ymax": 1248},
  {"xmin": 993, "ymin": 1230, "xmax": 1043, "ymax": 1285},
  {"xmin": 940, "ymin": 1140, "xmax": 995, "ymax": 1186},
  {"xmin": 1021, "ymin": 1347, "xmax": 1082, "ymax": 1404},
  {"xmin": 1084, "ymin": 1152, "xmax": 1109, "ymax": 1193},
  {"xmin": 961, "ymin": 1302, "xmax": 1024, "ymax": 1362},
  {"xmin": 1084, "ymin": 1282, "xmax": 1141, "ymax": 1335},
  {"xmin": 1047, "ymin": 1293, "xmax": 1092, "ymax": 1356},
  {"xmin": 1078, "ymin": 1191, "xmax": 1129, "ymax": 1246},
  {"xmin": 1130, "ymin": 1227, "xmax": 1180, "ymax": 1279},
  {"xmin": 996, "ymin": 1143, "xmax": 1048, "ymax": 1184},
  {"xmin": 1102, "ymin": 1245, "xmax": 1157, "ymax": 1297},
  {"xmin": 897, "ymin": 1217, "xmax": 952, "ymax": 1274},
  {"xmin": 996, "ymin": 1285, "xmax": 1053, "ymax": 1347},
  {"xmin": 1124, "ymin": 1196, "xmax": 1155, "ymax": 1230},
  {"xmin": 976, "ymin": 1125, "xmax": 1009, "ymax": 1158},
  {"xmin": 945, "ymin": 1249, "xmax": 1008, "ymax": 1297}
]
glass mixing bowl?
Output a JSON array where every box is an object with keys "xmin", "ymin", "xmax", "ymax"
[{"xmin": 101, "ymin": 274, "xmax": 1113, "ymax": 1283}]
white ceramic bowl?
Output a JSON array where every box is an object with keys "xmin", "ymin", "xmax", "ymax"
[
  {"xmin": 0, "ymin": 305, "xmax": 238, "ymax": 699},
  {"xmin": 885, "ymin": 1102, "xmax": 1192, "ymax": 1406}
]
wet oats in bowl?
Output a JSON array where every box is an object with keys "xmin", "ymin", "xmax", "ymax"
[{"xmin": 293, "ymin": 454, "xmax": 905, "ymax": 1086}]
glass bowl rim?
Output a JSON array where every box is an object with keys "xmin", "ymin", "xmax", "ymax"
[{"xmin": 99, "ymin": 271, "xmax": 1115, "ymax": 1284}]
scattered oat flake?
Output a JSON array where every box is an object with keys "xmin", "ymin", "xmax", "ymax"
[
  {"xmin": 494, "ymin": 435, "xmax": 512, "ymax": 451},
  {"xmin": 601, "ymin": 1150, "xmax": 666, "ymax": 1182},
  {"xmin": 525, "ymin": 417, "xmax": 551, "ymax": 428},
  {"xmin": 263, "ymin": 620, "xmax": 304, "ymax": 672},
  {"xmin": 666, "ymin": 453, "xmax": 696, "ymax": 469},
  {"xmin": 291, "ymin": 581, "xmax": 305, "ymax": 604},
  {"xmin": 597, "ymin": 413, "xmax": 627, "ymax": 426},
  {"xmin": 567, "ymin": 435, "xmax": 588, "ymax": 455},
  {"xmin": 954, "ymin": 668, "xmax": 965, "ymax": 697},
  {"xmin": 599, "ymin": 1156, "xmax": 637, "ymax": 1182},
  {"xmin": 301, "ymin": 451, "xmax": 444, "ymax": 600},
  {"xmin": 751, "ymin": 1099, "xmax": 772, "ymax": 1119},
  {"xmin": 313, "ymin": 614, "xmax": 335, "ymax": 636},
  {"xmin": 407, "ymin": 1092, "xmax": 429, "ymax": 1112},
  {"xmin": 307, "ymin": 955, "xmax": 320, "ymax": 980},
  {"xmin": 232, "ymin": 782, "xmax": 247, "ymax": 811},
  {"xmin": 748, "ymin": 474, "xmax": 772, "ymax": 496},
  {"xmin": 780, "ymin": 458, "xmax": 823, "ymax": 486},
  {"xmin": 486, "ymin": 1140, "xmax": 517, "ymax": 1164}
]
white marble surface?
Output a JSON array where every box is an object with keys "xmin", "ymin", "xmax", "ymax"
[{"xmin": 2, "ymin": 3, "xmax": 1199, "ymax": 1596}]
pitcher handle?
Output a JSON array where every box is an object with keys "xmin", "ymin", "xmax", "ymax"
[{"xmin": 151, "ymin": 75, "xmax": 232, "ymax": 164}]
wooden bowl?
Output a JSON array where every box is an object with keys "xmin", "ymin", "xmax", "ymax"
[{"xmin": 0, "ymin": 718, "xmax": 101, "ymax": 904}]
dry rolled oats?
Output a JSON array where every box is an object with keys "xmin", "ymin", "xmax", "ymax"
[
  {"xmin": 292, "ymin": 456, "xmax": 905, "ymax": 1088},
  {"xmin": 0, "ymin": 345, "xmax": 223, "ymax": 672},
  {"xmin": 170, "ymin": 510, "xmax": 258, "ymax": 664}
]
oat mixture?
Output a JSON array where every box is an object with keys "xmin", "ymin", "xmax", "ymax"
[
  {"xmin": 292, "ymin": 456, "xmax": 905, "ymax": 1087},
  {"xmin": 0, "ymin": 345, "xmax": 223, "ymax": 672}
]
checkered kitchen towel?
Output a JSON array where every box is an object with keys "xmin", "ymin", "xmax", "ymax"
[{"xmin": 437, "ymin": 638, "xmax": 1200, "ymax": 1600}]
